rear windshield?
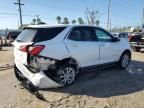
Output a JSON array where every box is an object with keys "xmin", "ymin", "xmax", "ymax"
[
  {"xmin": 16, "ymin": 29, "xmax": 37, "ymax": 42},
  {"xmin": 16, "ymin": 27, "xmax": 66, "ymax": 42}
]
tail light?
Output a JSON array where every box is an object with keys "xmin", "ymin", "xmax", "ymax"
[
  {"xmin": 128, "ymin": 35, "xmax": 132, "ymax": 41},
  {"xmin": 28, "ymin": 45, "xmax": 45, "ymax": 55},
  {"xmin": 19, "ymin": 45, "xmax": 28, "ymax": 52},
  {"xmin": 20, "ymin": 45, "xmax": 45, "ymax": 55}
]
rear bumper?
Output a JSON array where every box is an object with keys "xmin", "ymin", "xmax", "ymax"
[{"xmin": 14, "ymin": 60, "xmax": 62, "ymax": 89}]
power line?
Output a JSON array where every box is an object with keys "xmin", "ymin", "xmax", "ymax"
[
  {"xmin": 0, "ymin": 12, "xmax": 35, "ymax": 17},
  {"xmin": 14, "ymin": 0, "xmax": 24, "ymax": 27}
]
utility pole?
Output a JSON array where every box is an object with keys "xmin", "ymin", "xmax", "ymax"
[
  {"xmin": 14, "ymin": 0, "xmax": 24, "ymax": 28},
  {"xmin": 142, "ymin": 8, "xmax": 144, "ymax": 26},
  {"xmin": 110, "ymin": 19, "xmax": 111, "ymax": 32},
  {"xmin": 107, "ymin": 0, "xmax": 111, "ymax": 31}
]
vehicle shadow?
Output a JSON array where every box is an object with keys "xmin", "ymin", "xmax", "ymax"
[{"xmin": 43, "ymin": 60, "xmax": 144, "ymax": 98}]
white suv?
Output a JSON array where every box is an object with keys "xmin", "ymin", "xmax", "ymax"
[{"xmin": 14, "ymin": 25, "xmax": 131, "ymax": 89}]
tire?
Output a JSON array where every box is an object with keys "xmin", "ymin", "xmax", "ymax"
[
  {"xmin": 57, "ymin": 64, "xmax": 76, "ymax": 86},
  {"xmin": 119, "ymin": 51, "xmax": 131, "ymax": 69},
  {"xmin": 133, "ymin": 47, "xmax": 141, "ymax": 52}
]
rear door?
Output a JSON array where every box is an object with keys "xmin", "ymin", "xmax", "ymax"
[
  {"xmin": 64, "ymin": 26, "xmax": 100, "ymax": 67},
  {"xmin": 95, "ymin": 28, "xmax": 121, "ymax": 64}
]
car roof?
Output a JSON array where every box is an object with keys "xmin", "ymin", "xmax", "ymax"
[{"xmin": 26, "ymin": 24, "xmax": 102, "ymax": 29}]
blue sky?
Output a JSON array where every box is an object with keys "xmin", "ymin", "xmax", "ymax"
[{"xmin": 0, "ymin": 0, "xmax": 143, "ymax": 29}]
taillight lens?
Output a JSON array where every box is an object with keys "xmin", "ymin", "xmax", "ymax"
[
  {"xmin": 19, "ymin": 45, "xmax": 45, "ymax": 55},
  {"xmin": 28, "ymin": 45, "xmax": 45, "ymax": 55},
  {"xmin": 128, "ymin": 35, "xmax": 132, "ymax": 41},
  {"xmin": 19, "ymin": 45, "xmax": 27, "ymax": 52}
]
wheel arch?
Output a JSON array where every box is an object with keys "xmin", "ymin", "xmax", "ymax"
[
  {"xmin": 57, "ymin": 57, "xmax": 80, "ymax": 73},
  {"xmin": 120, "ymin": 49, "xmax": 131, "ymax": 60}
]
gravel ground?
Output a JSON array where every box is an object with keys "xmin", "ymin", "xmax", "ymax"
[{"xmin": 0, "ymin": 47, "xmax": 144, "ymax": 108}]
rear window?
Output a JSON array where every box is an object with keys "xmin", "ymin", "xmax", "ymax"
[
  {"xmin": 16, "ymin": 27, "xmax": 66, "ymax": 42},
  {"xmin": 33, "ymin": 27, "xmax": 66, "ymax": 42},
  {"xmin": 16, "ymin": 29, "xmax": 37, "ymax": 42}
]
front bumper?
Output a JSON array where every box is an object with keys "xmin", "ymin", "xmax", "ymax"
[{"xmin": 15, "ymin": 60, "xmax": 62, "ymax": 89}]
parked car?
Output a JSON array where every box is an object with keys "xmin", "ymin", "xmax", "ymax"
[
  {"xmin": 129, "ymin": 32, "xmax": 144, "ymax": 52},
  {"xmin": 112, "ymin": 32, "xmax": 129, "ymax": 38},
  {"xmin": 14, "ymin": 25, "xmax": 131, "ymax": 89},
  {"xmin": 7, "ymin": 31, "xmax": 21, "ymax": 41}
]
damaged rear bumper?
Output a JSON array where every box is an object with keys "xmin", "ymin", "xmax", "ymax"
[{"xmin": 14, "ymin": 60, "xmax": 62, "ymax": 89}]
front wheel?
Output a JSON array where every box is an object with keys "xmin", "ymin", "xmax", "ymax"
[
  {"xmin": 119, "ymin": 51, "xmax": 131, "ymax": 69},
  {"xmin": 57, "ymin": 64, "xmax": 76, "ymax": 86}
]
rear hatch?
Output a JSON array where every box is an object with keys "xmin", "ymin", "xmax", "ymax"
[
  {"xmin": 14, "ymin": 27, "xmax": 67, "ymax": 66},
  {"xmin": 14, "ymin": 29, "xmax": 37, "ymax": 65}
]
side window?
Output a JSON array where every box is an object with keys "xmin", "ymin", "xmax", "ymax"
[
  {"xmin": 34, "ymin": 27, "xmax": 66, "ymax": 42},
  {"xmin": 95, "ymin": 28, "xmax": 112, "ymax": 42},
  {"xmin": 68, "ymin": 27, "xmax": 97, "ymax": 41}
]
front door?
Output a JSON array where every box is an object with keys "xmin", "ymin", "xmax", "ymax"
[{"xmin": 95, "ymin": 28, "xmax": 120, "ymax": 64}]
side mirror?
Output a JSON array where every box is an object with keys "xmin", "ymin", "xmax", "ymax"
[{"xmin": 112, "ymin": 37, "xmax": 120, "ymax": 42}]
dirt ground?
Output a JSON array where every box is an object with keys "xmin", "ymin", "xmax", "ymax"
[{"xmin": 0, "ymin": 47, "xmax": 144, "ymax": 108}]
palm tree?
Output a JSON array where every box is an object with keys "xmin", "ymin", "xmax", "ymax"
[
  {"xmin": 37, "ymin": 18, "xmax": 41, "ymax": 24},
  {"xmin": 78, "ymin": 17, "xmax": 84, "ymax": 24},
  {"xmin": 72, "ymin": 20, "xmax": 76, "ymax": 24},
  {"xmin": 56, "ymin": 16, "xmax": 61, "ymax": 24},
  {"xmin": 63, "ymin": 17, "xmax": 69, "ymax": 24},
  {"xmin": 32, "ymin": 18, "xmax": 36, "ymax": 25},
  {"xmin": 96, "ymin": 20, "xmax": 100, "ymax": 26}
]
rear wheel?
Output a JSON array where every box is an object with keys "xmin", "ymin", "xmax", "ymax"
[
  {"xmin": 57, "ymin": 64, "xmax": 76, "ymax": 86},
  {"xmin": 119, "ymin": 51, "xmax": 131, "ymax": 69}
]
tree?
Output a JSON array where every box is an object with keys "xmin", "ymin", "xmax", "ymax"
[
  {"xmin": 85, "ymin": 8, "xmax": 99, "ymax": 25},
  {"xmin": 56, "ymin": 16, "xmax": 61, "ymax": 24},
  {"xmin": 63, "ymin": 17, "xmax": 69, "ymax": 24},
  {"xmin": 31, "ymin": 17, "xmax": 46, "ymax": 25},
  {"xmin": 96, "ymin": 20, "xmax": 100, "ymax": 26},
  {"xmin": 72, "ymin": 19, "xmax": 76, "ymax": 24},
  {"xmin": 78, "ymin": 17, "xmax": 84, "ymax": 24},
  {"xmin": 37, "ymin": 18, "xmax": 41, "ymax": 24},
  {"xmin": 31, "ymin": 18, "xmax": 36, "ymax": 25}
]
